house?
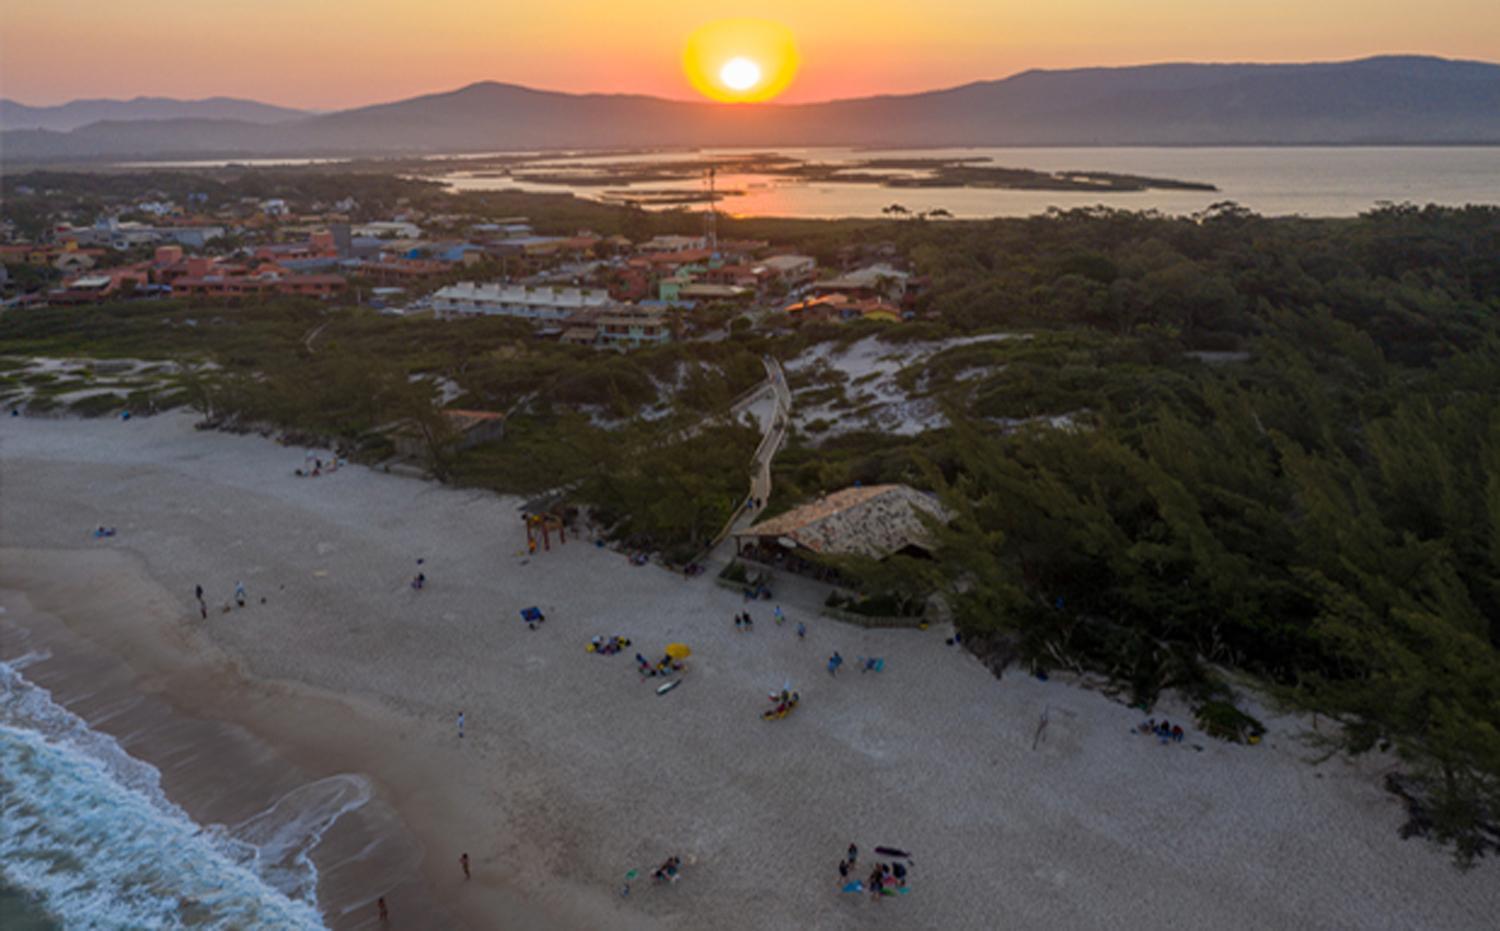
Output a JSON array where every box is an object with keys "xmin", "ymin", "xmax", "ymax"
[
  {"xmin": 355, "ymin": 221, "xmax": 423, "ymax": 239},
  {"xmin": 358, "ymin": 256, "xmax": 455, "ymax": 284},
  {"xmin": 759, "ymin": 254, "xmax": 817, "ymax": 284},
  {"xmin": 808, "ymin": 263, "xmax": 911, "ymax": 300},
  {"xmin": 54, "ymin": 251, "xmax": 97, "ymax": 273},
  {"xmin": 733, "ymin": 484, "xmax": 948, "ymax": 563},
  {"xmin": 172, "ymin": 272, "xmax": 346, "ymax": 300},
  {"xmin": 783, "ymin": 294, "xmax": 851, "ymax": 324},
  {"xmin": 638, "ymin": 234, "xmax": 706, "ymax": 253},
  {"xmin": 783, "ymin": 294, "xmax": 905, "ymax": 325},
  {"xmin": 594, "ymin": 306, "xmax": 673, "ymax": 349},
  {"xmin": 48, "ymin": 266, "xmax": 155, "ymax": 303},
  {"xmin": 254, "ymin": 231, "xmax": 339, "ymax": 263},
  {"xmin": 430, "ymin": 281, "xmax": 611, "ymax": 321}
]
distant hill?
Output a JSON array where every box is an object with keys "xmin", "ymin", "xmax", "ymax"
[
  {"xmin": 0, "ymin": 95, "xmax": 307, "ymax": 132},
  {"xmin": 4, "ymin": 56, "xmax": 1497, "ymax": 162}
]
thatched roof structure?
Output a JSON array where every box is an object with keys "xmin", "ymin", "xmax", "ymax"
[{"xmin": 735, "ymin": 484, "xmax": 946, "ymax": 559}]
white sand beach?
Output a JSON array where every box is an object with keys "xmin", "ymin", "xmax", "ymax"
[{"xmin": 2, "ymin": 411, "xmax": 1497, "ymax": 930}]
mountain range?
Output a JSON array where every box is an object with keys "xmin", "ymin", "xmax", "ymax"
[
  {"xmin": 3, "ymin": 56, "xmax": 1497, "ymax": 162},
  {"xmin": 0, "ymin": 96, "xmax": 309, "ymax": 133}
]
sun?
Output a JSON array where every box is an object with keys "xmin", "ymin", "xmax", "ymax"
[
  {"xmin": 684, "ymin": 19, "xmax": 799, "ymax": 103},
  {"xmin": 720, "ymin": 57, "xmax": 762, "ymax": 92}
]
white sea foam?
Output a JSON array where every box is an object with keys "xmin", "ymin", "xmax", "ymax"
[{"xmin": 0, "ymin": 658, "xmax": 366, "ymax": 928}]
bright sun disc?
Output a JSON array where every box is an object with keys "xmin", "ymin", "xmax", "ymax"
[
  {"xmin": 720, "ymin": 57, "xmax": 762, "ymax": 91},
  {"xmin": 684, "ymin": 19, "xmax": 799, "ymax": 103}
]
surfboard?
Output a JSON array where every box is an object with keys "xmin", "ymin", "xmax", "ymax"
[{"xmin": 656, "ymin": 679, "xmax": 682, "ymax": 695}]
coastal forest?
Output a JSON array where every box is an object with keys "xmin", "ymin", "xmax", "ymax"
[{"xmin": 2, "ymin": 176, "xmax": 1498, "ymax": 862}]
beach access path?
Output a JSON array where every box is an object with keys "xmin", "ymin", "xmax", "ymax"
[{"xmin": 2, "ymin": 411, "xmax": 1497, "ymax": 931}]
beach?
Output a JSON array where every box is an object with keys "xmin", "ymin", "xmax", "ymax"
[{"xmin": 2, "ymin": 410, "xmax": 1497, "ymax": 930}]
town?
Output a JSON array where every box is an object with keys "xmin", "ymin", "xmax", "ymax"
[{"xmin": 1, "ymin": 179, "xmax": 923, "ymax": 350}]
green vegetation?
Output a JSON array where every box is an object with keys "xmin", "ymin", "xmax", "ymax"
[{"xmin": 905, "ymin": 204, "xmax": 1500, "ymax": 864}]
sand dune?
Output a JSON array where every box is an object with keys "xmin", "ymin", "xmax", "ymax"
[{"xmin": 2, "ymin": 411, "xmax": 1496, "ymax": 930}]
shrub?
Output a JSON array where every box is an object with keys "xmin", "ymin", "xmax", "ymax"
[{"xmin": 1194, "ymin": 700, "xmax": 1266, "ymax": 743}]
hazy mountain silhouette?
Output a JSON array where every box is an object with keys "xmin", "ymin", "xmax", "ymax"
[
  {"xmin": 0, "ymin": 96, "xmax": 308, "ymax": 133},
  {"xmin": 4, "ymin": 56, "xmax": 1497, "ymax": 161}
]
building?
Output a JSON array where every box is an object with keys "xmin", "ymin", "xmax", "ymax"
[
  {"xmin": 638, "ymin": 234, "xmax": 706, "ymax": 253},
  {"xmin": 430, "ymin": 281, "xmax": 611, "ymax": 321},
  {"xmin": 733, "ymin": 484, "xmax": 947, "ymax": 563},
  {"xmin": 48, "ymin": 270, "xmax": 156, "ymax": 304},
  {"xmin": 254, "ymin": 231, "xmax": 339, "ymax": 263},
  {"xmin": 354, "ymin": 221, "xmax": 423, "ymax": 239},
  {"xmin": 172, "ymin": 272, "xmax": 346, "ymax": 300},
  {"xmin": 594, "ymin": 306, "xmax": 673, "ymax": 348},
  {"xmin": 783, "ymin": 294, "xmax": 904, "ymax": 325},
  {"xmin": 358, "ymin": 256, "xmax": 455, "ymax": 284},
  {"xmin": 759, "ymin": 254, "xmax": 817, "ymax": 284},
  {"xmin": 808, "ymin": 263, "xmax": 911, "ymax": 300}
]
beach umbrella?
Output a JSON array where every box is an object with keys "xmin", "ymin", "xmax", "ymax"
[{"xmin": 665, "ymin": 643, "xmax": 692, "ymax": 659}]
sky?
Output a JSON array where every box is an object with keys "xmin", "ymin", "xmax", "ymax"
[{"xmin": 3, "ymin": 0, "xmax": 1497, "ymax": 109}]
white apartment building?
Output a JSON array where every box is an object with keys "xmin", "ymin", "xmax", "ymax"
[{"xmin": 431, "ymin": 281, "xmax": 612, "ymax": 321}]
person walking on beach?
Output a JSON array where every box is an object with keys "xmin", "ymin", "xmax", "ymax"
[
  {"xmin": 377, "ymin": 897, "xmax": 389, "ymax": 922},
  {"xmin": 195, "ymin": 584, "xmax": 203, "ymax": 601},
  {"xmin": 234, "ymin": 581, "xmax": 246, "ymax": 607},
  {"xmin": 847, "ymin": 842, "xmax": 858, "ymax": 866},
  {"xmin": 828, "ymin": 652, "xmax": 843, "ymax": 676},
  {"xmin": 774, "ymin": 605, "xmax": 785, "ymax": 625},
  {"xmin": 460, "ymin": 852, "xmax": 470, "ymax": 879},
  {"xmin": 796, "ymin": 621, "xmax": 806, "ymax": 640},
  {"xmin": 838, "ymin": 859, "xmax": 849, "ymax": 880},
  {"xmin": 457, "ymin": 710, "xmax": 465, "ymax": 739}
]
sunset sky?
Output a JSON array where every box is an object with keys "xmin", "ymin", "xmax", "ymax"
[{"xmin": 3, "ymin": 0, "xmax": 1498, "ymax": 109}]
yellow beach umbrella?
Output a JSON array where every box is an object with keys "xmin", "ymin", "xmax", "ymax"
[{"xmin": 665, "ymin": 643, "xmax": 692, "ymax": 660}]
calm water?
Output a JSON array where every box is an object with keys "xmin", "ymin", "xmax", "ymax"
[
  {"xmin": 436, "ymin": 146, "xmax": 1500, "ymax": 218},
  {"xmin": 129, "ymin": 146, "xmax": 1500, "ymax": 219}
]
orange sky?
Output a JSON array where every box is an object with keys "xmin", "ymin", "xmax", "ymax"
[{"xmin": 3, "ymin": 0, "xmax": 1497, "ymax": 108}]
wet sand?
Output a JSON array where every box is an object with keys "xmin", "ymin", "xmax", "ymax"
[{"xmin": 2, "ymin": 411, "xmax": 1498, "ymax": 930}]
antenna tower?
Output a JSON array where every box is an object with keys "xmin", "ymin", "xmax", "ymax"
[{"xmin": 704, "ymin": 166, "xmax": 718, "ymax": 254}]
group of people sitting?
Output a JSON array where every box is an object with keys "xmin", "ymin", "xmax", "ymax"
[
  {"xmin": 732, "ymin": 611, "xmax": 755, "ymax": 631},
  {"xmin": 651, "ymin": 856, "xmax": 682, "ymax": 884},
  {"xmin": 763, "ymin": 688, "xmax": 801, "ymax": 720},
  {"xmin": 587, "ymin": 635, "xmax": 631, "ymax": 656},
  {"xmin": 92, "ymin": 525, "xmax": 117, "ymax": 538},
  {"xmin": 839, "ymin": 844, "xmax": 912, "ymax": 897},
  {"xmin": 293, "ymin": 454, "xmax": 345, "ymax": 478},
  {"xmin": 865, "ymin": 860, "xmax": 909, "ymax": 897},
  {"xmin": 636, "ymin": 653, "xmax": 682, "ymax": 678},
  {"xmin": 1137, "ymin": 718, "xmax": 1185, "ymax": 744}
]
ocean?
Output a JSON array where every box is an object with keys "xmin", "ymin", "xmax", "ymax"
[{"xmin": 0, "ymin": 650, "xmax": 362, "ymax": 929}]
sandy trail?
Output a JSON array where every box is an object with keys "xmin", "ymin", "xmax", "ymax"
[{"xmin": 1, "ymin": 412, "xmax": 1495, "ymax": 930}]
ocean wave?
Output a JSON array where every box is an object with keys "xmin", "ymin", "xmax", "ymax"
[{"xmin": 0, "ymin": 657, "xmax": 367, "ymax": 929}]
